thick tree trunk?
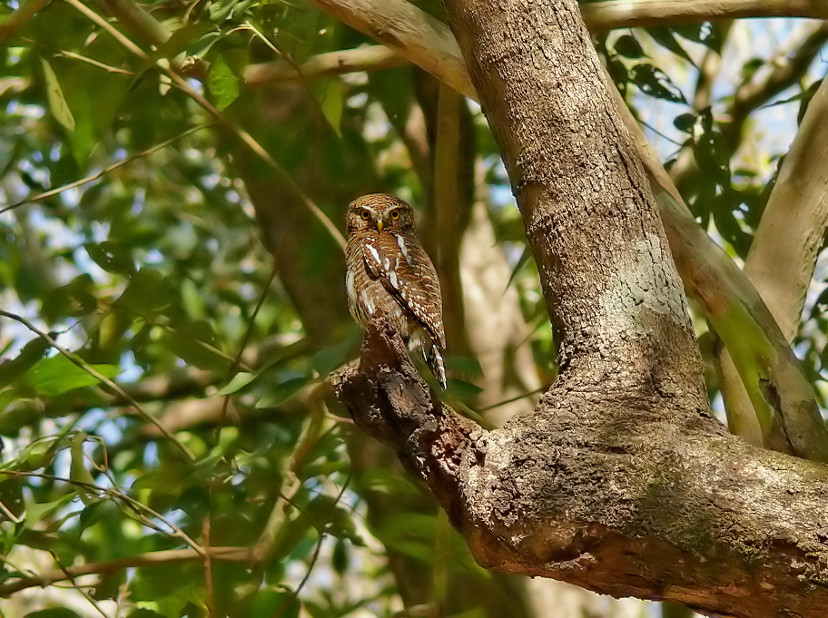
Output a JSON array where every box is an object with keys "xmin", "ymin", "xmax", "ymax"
[{"xmin": 335, "ymin": 1, "xmax": 828, "ymax": 616}]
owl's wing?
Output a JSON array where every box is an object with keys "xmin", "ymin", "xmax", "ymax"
[{"xmin": 363, "ymin": 233, "xmax": 446, "ymax": 348}]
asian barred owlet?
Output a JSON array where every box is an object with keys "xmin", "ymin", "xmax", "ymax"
[{"xmin": 345, "ymin": 193, "xmax": 447, "ymax": 389}]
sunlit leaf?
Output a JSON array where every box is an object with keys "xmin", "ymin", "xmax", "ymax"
[
  {"xmin": 248, "ymin": 589, "xmax": 300, "ymax": 618},
  {"xmin": 207, "ymin": 54, "xmax": 240, "ymax": 111},
  {"xmin": 319, "ymin": 79, "xmax": 344, "ymax": 136},
  {"xmin": 23, "ymin": 355, "xmax": 119, "ymax": 397},
  {"xmin": 23, "ymin": 494, "xmax": 75, "ymax": 527},
  {"xmin": 216, "ymin": 371, "xmax": 256, "ymax": 395},
  {"xmin": 154, "ymin": 22, "xmax": 218, "ymax": 60},
  {"xmin": 39, "ymin": 57, "xmax": 75, "ymax": 132},
  {"xmin": 0, "ymin": 339, "xmax": 50, "ymax": 389},
  {"xmin": 70, "ymin": 433, "xmax": 97, "ymax": 504}
]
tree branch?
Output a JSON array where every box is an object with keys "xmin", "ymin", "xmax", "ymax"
[
  {"xmin": 0, "ymin": 0, "xmax": 48, "ymax": 42},
  {"xmin": 743, "ymin": 70, "xmax": 828, "ymax": 342},
  {"xmin": 724, "ymin": 22, "xmax": 828, "ymax": 149},
  {"xmin": 244, "ymin": 45, "xmax": 406, "ymax": 87},
  {"xmin": 716, "ymin": 69, "xmax": 828, "ymax": 451},
  {"xmin": 336, "ymin": 326, "xmax": 828, "ymax": 617},
  {"xmin": 302, "ymin": 0, "xmax": 828, "ymax": 460},
  {"xmin": 0, "ymin": 547, "xmax": 251, "ymax": 596},
  {"xmin": 332, "ymin": 1, "xmax": 828, "ymax": 615},
  {"xmin": 671, "ymin": 21, "xmax": 828, "ymax": 192},
  {"xmin": 97, "ymin": 0, "xmax": 170, "ymax": 46},
  {"xmin": 580, "ymin": 0, "xmax": 828, "ymax": 31}
]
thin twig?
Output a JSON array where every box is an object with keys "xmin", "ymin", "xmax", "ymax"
[
  {"xmin": 0, "ymin": 469, "xmax": 204, "ymax": 553},
  {"xmin": 203, "ymin": 516, "xmax": 215, "ymax": 618},
  {"xmin": 276, "ymin": 475, "xmax": 351, "ymax": 615},
  {"xmin": 161, "ymin": 324, "xmax": 254, "ymax": 372},
  {"xmin": 477, "ymin": 385, "xmax": 548, "ymax": 412},
  {"xmin": 55, "ymin": 49, "xmax": 136, "ymax": 75},
  {"xmin": 0, "ymin": 311, "xmax": 193, "ymax": 458},
  {"xmin": 0, "ymin": 546, "xmax": 251, "ymax": 596},
  {"xmin": 221, "ymin": 261, "xmax": 279, "ymax": 421},
  {"xmin": 1, "ymin": 123, "xmax": 213, "ymax": 214},
  {"xmin": 0, "ymin": 309, "xmax": 194, "ymax": 459},
  {"xmin": 66, "ymin": 0, "xmax": 346, "ymax": 251},
  {"xmin": 50, "ymin": 551, "xmax": 109, "ymax": 618}
]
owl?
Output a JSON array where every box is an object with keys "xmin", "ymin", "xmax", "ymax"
[{"xmin": 345, "ymin": 193, "xmax": 447, "ymax": 389}]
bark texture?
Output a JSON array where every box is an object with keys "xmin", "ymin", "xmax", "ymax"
[{"xmin": 335, "ymin": 1, "xmax": 828, "ymax": 616}]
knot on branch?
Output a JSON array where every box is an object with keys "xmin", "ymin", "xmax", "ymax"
[{"xmin": 332, "ymin": 319, "xmax": 476, "ymax": 502}]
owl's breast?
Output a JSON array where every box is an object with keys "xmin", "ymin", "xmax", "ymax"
[{"xmin": 346, "ymin": 242, "xmax": 416, "ymax": 340}]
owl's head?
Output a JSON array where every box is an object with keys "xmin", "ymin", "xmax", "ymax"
[{"xmin": 346, "ymin": 193, "xmax": 416, "ymax": 237}]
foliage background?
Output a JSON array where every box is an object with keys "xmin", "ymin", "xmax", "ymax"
[{"xmin": 0, "ymin": 0, "xmax": 826, "ymax": 616}]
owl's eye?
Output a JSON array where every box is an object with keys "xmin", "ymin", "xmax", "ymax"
[
  {"xmin": 360, "ymin": 210, "xmax": 371, "ymax": 221},
  {"xmin": 389, "ymin": 209, "xmax": 401, "ymax": 220}
]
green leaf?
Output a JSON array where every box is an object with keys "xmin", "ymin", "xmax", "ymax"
[
  {"xmin": 42, "ymin": 273, "xmax": 98, "ymax": 321},
  {"xmin": 646, "ymin": 27, "xmax": 696, "ymax": 66},
  {"xmin": 248, "ymin": 589, "xmax": 300, "ymax": 618},
  {"xmin": 693, "ymin": 130, "xmax": 731, "ymax": 184},
  {"xmin": 373, "ymin": 512, "xmax": 436, "ymax": 562},
  {"xmin": 331, "ymin": 537, "xmax": 349, "ymax": 575},
  {"xmin": 631, "ymin": 64, "xmax": 687, "ymax": 103},
  {"xmin": 675, "ymin": 22, "xmax": 723, "ymax": 53},
  {"xmin": 153, "ymin": 22, "xmax": 218, "ymax": 60},
  {"xmin": 311, "ymin": 330, "xmax": 360, "ymax": 375},
  {"xmin": 166, "ymin": 320, "xmax": 228, "ymax": 371},
  {"xmin": 12, "ymin": 436, "xmax": 60, "ymax": 471},
  {"xmin": 0, "ymin": 477, "xmax": 24, "ymax": 524},
  {"xmin": 0, "ymin": 338, "xmax": 50, "ymax": 389},
  {"xmin": 127, "ymin": 609, "xmax": 166, "ymax": 618},
  {"xmin": 360, "ymin": 468, "xmax": 421, "ymax": 499},
  {"xmin": 606, "ymin": 58, "xmax": 629, "ymax": 94},
  {"xmin": 23, "ymin": 355, "xmax": 119, "ymax": 397},
  {"xmin": 114, "ymin": 269, "xmax": 176, "ymax": 318},
  {"xmin": 446, "ymin": 378, "xmax": 484, "ymax": 399},
  {"xmin": 24, "ymin": 610, "xmax": 81, "ymax": 618},
  {"xmin": 505, "ymin": 245, "xmax": 532, "ymax": 291},
  {"xmin": 303, "ymin": 495, "xmax": 364, "ymax": 544},
  {"xmin": 39, "ymin": 57, "xmax": 75, "ymax": 132},
  {"xmin": 369, "ymin": 67, "xmax": 415, "ymax": 126},
  {"xmin": 319, "ymin": 79, "xmax": 343, "ymax": 136},
  {"xmin": 216, "ymin": 372, "xmax": 256, "ymax": 395},
  {"xmin": 84, "ymin": 242, "xmax": 136, "ymax": 275},
  {"xmin": 70, "ymin": 433, "xmax": 97, "ymax": 503},
  {"xmin": 255, "ymin": 376, "xmax": 311, "ymax": 409},
  {"xmin": 207, "ymin": 54, "xmax": 240, "ymax": 111},
  {"xmin": 614, "ymin": 34, "xmax": 645, "ymax": 59},
  {"xmin": 673, "ymin": 112, "xmax": 697, "ymax": 133},
  {"xmin": 23, "ymin": 493, "xmax": 75, "ymax": 527},
  {"xmin": 445, "ymin": 355, "xmax": 484, "ymax": 376}
]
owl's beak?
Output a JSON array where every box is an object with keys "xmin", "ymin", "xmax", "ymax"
[{"xmin": 376, "ymin": 220, "xmax": 384, "ymax": 233}]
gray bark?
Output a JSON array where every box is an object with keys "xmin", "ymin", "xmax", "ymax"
[{"xmin": 335, "ymin": 1, "xmax": 828, "ymax": 616}]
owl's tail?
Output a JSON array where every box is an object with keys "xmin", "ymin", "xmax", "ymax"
[{"xmin": 426, "ymin": 344, "xmax": 447, "ymax": 390}]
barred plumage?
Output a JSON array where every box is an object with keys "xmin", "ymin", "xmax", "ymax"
[{"xmin": 345, "ymin": 193, "xmax": 447, "ymax": 389}]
